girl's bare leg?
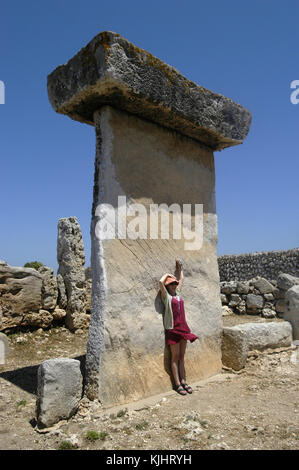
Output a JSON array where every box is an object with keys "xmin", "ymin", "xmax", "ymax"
[
  {"xmin": 179, "ymin": 339, "xmax": 193, "ymax": 393},
  {"xmin": 170, "ymin": 343, "xmax": 186, "ymax": 394},
  {"xmin": 178, "ymin": 339, "xmax": 187, "ymax": 383}
]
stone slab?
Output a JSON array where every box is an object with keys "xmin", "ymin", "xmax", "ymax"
[
  {"xmin": 222, "ymin": 321, "xmax": 293, "ymax": 370},
  {"xmin": 85, "ymin": 105, "xmax": 223, "ymax": 406},
  {"xmin": 47, "ymin": 31, "xmax": 251, "ymax": 150},
  {"xmin": 36, "ymin": 358, "xmax": 83, "ymax": 428}
]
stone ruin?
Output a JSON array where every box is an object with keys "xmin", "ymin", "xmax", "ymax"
[
  {"xmin": 0, "ymin": 217, "xmax": 91, "ymax": 332},
  {"xmin": 220, "ymin": 273, "xmax": 299, "ymax": 319},
  {"xmin": 47, "ymin": 31, "xmax": 252, "ymax": 407},
  {"xmin": 57, "ymin": 217, "xmax": 89, "ymax": 330}
]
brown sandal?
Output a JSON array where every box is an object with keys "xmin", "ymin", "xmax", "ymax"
[{"xmin": 174, "ymin": 384, "xmax": 187, "ymax": 395}]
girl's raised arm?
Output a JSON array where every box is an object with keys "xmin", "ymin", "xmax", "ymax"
[{"xmin": 176, "ymin": 259, "xmax": 184, "ymax": 292}]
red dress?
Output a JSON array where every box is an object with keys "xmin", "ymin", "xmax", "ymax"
[{"xmin": 165, "ymin": 295, "xmax": 198, "ymax": 345}]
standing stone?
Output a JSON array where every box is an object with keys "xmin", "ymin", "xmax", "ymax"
[
  {"xmin": 36, "ymin": 358, "xmax": 83, "ymax": 428},
  {"xmin": 284, "ymin": 285, "xmax": 299, "ymax": 340},
  {"xmin": 38, "ymin": 266, "xmax": 58, "ymax": 310},
  {"xmin": 47, "ymin": 31, "xmax": 251, "ymax": 407},
  {"xmin": 57, "ymin": 217, "xmax": 88, "ymax": 331}
]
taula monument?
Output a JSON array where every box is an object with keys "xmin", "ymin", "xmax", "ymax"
[{"xmin": 47, "ymin": 31, "xmax": 251, "ymax": 406}]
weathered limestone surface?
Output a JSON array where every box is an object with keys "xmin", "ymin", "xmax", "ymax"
[
  {"xmin": 57, "ymin": 217, "xmax": 88, "ymax": 331},
  {"xmin": 0, "ymin": 262, "xmax": 43, "ymax": 330},
  {"xmin": 47, "ymin": 31, "xmax": 251, "ymax": 151},
  {"xmin": 57, "ymin": 273, "xmax": 67, "ymax": 309},
  {"xmin": 36, "ymin": 358, "xmax": 83, "ymax": 428},
  {"xmin": 85, "ymin": 106, "xmax": 223, "ymax": 406},
  {"xmin": 284, "ymin": 285, "xmax": 299, "ymax": 340},
  {"xmin": 222, "ymin": 321, "xmax": 293, "ymax": 370}
]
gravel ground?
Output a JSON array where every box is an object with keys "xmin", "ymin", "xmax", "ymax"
[{"xmin": 0, "ymin": 317, "xmax": 298, "ymax": 451}]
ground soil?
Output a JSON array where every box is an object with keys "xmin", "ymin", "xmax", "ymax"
[{"xmin": 0, "ymin": 315, "xmax": 298, "ymax": 450}]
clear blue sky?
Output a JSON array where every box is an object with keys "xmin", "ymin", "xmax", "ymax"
[{"xmin": 1, "ymin": 0, "xmax": 298, "ymax": 273}]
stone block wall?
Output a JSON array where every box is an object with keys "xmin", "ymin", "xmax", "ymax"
[
  {"xmin": 221, "ymin": 273, "xmax": 299, "ymax": 320},
  {"xmin": 218, "ymin": 248, "xmax": 299, "ymax": 282}
]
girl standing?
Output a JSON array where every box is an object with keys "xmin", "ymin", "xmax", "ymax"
[{"xmin": 159, "ymin": 259, "xmax": 198, "ymax": 395}]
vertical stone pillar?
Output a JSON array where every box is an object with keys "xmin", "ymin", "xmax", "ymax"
[
  {"xmin": 48, "ymin": 31, "xmax": 251, "ymax": 406},
  {"xmin": 57, "ymin": 217, "xmax": 88, "ymax": 331}
]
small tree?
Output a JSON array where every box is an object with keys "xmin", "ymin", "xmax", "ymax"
[{"xmin": 24, "ymin": 261, "xmax": 44, "ymax": 270}]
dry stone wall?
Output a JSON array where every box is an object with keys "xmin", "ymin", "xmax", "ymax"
[
  {"xmin": 221, "ymin": 273, "xmax": 299, "ymax": 321},
  {"xmin": 218, "ymin": 248, "xmax": 299, "ymax": 282}
]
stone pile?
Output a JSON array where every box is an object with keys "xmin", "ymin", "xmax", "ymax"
[
  {"xmin": 220, "ymin": 273, "xmax": 299, "ymax": 319},
  {"xmin": 0, "ymin": 217, "xmax": 91, "ymax": 332}
]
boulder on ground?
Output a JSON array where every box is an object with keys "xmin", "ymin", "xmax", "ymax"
[
  {"xmin": 284, "ymin": 285, "xmax": 299, "ymax": 340},
  {"xmin": 0, "ymin": 263, "xmax": 43, "ymax": 330},
  {"xmin": 222, "ymin": 321, "xmax": 292, "ymax": 370},
  {"xmin": 36, "ymin": 358, "xmax": 83, "ymax": 428}
]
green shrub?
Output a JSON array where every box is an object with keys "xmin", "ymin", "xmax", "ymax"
[
  {"xmin": 24, "ymin": 261, "xmax": 43, "ymax": 270},
  {"xmin": 86, "ymin": 431, "xmax": 100, "ymax": 442},
  {"xmin": 58, "ymin": 441, "xmax": 75, "ymax": 450}
]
